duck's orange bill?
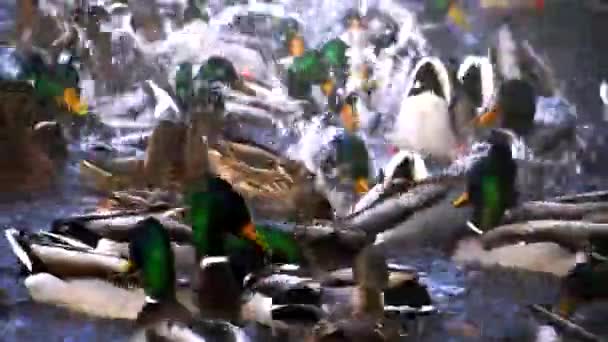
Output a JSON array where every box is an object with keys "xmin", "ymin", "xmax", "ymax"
[
  {"xmin": 354, "ymin": 177, "xmax": 370, "ymax": 194},
  {"xmin": 475, "ymin": 105, "xmax": 500, "ymax": 127},
  {"xmin": 289, "ymin": 36, "xmax": 305, "ymax": 57},
  {"xmin": 557, "ymin": 295, "xmax": 576, "ymax": 318},
  {"xmin": 452, "ymin": 191, "xmax": 470, "ymax": 208},
  {"xmin": 321, "ymin": 79, "xmax": 334, "ymax": 96},
  {"xmin": 240, "ymin": 221, "xmax": 268, "ymax": 251},
  {"xmin": 340, "ymin": 104, "xmax": 359, "ymax": 132},
  {"xmin": 58, "ymin": 87, "xmax": 88, "ymax": 115}
]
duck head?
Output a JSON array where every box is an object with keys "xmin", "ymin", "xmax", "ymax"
[
  {"xmin": 453, "ymin": 135, "xmax": 518, "ymax": 233},
  {"xmin": 195, "ymin": 56, "xmax": 240, "ymax": 90},
  {"xmin": 184, "ymin": 176, "xmax": 269, "ymax": 260},
  {"xmin": 332, "ymin": 131, "xmax": 371, "ymax": 195},
  {"xmin": 320, "ymin": 38, "xmax": 349, "ymax": 72},
  {"xmin": 22, "ymin": 51, "xmax": 87, "ymax": 116},
  {"xmin": 127, "ymin": 217, "xmax": 177, "ymax": 304},
  {"xmin": 476, "ymin": 79, "xmax": 536, "ymax": 137},
  {"xmin": 556, "ymin": 259, "xmax": 608, "ymax": 318}
]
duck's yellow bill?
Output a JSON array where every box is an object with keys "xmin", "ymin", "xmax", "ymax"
[
  {"xmin": 120, "ymin": 259, "xmax": 135, "ymax": 273},
  {"xmin": 557, "ymin": 295, "xmax": 577, "ymax": 318},
  {"xmin": 447, "ymin": 2, "xmax": 471, "ymax": 31},
  {"xmin": 240, "ymin": 221, "xmax": 268, "ymax": 251},
  {"xmin": 340, "ymin": 104, "xmax": 359, "ymax": 132},
  {"xmin": 321, "ymin": 79, "xmax": 334, "ymax": 96},
  {"xmin": 475, "ymin": 106, "xmax": 500, "ymax": 127},
  {"xmin": 354, "ymin": 177, "xmax": 370, "ymax": 194},
  {"xmin": 452, "ymin": 191, "xmax": 470, "ymax": 208}
]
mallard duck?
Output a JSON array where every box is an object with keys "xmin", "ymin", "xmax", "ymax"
[
  {"xmin": 308, "ymin": 246, "xmax": 433, "ymax": 341},
  {"xmin": 4, "ymin": 218, "xmax": 189, "ymax": 321},
  {"xmin": 476, "ymin": 23, "xmax": 575, "ymax": 154},
  {"xmin": 475, "ymin": 78, "xmax": 536, "ymax": 138},
  {"xmin": 556, "ymin": 258, "xmax": 608, "ymax": 318},
  {"xmin": 373, "ymin": 136, "xmax": 518, "ymax": 254}
]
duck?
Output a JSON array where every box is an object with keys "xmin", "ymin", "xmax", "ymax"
[
  {"xmin": 372, "ymin": 135, "xmax": 518, "ymax": 254},
  {"xmin": 0, "ymin": 76, "xmax": 68, "ymax": 192},
  {"xmin": 3, "ymin": 217, "xmax": 189, "ymax": 321},
  {"xmin": 477, "ymin": 23, "xmax": 576, "ymax": 157},
  {"xmin": 7, "ymin": 193, "xmax": 321, "ymax": 331},
  {"xmin": 285, "ymin": 43, "xmax": 329, "ymax": 101},
  {"xmin": 194, "ymin": 55, "xmax": 256, "ymax": 96},
  {"xmin": 556, "ymin": 257, "xmax": 608, "ymax": 319},
  {"xmin": 308, "ymin": 246, "xmax": 434, "ymax": 341},
  {"xmin": 80, "ymin": 114, "xmax": 332, "ymax": 220}
]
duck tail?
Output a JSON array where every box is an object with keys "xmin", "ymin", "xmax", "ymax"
[
  {"xmin": 4, "ymin": 228, "xmax": 43, "ymax": 274},
  {"xmin": 50, "ymin": 218, "xmax": 103, "ymax": 248}
]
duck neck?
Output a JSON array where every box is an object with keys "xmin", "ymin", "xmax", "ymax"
[
  {"xmin": 473, "ymin": 174, "xmax": 507, "ymax": 232},
  {"xmin": 197, "ymin": 256, "xmax": 242, "ymax": 322},
  {"xmin": 352, "ymin": 285, "xmax": 384, "ymax": 319}
]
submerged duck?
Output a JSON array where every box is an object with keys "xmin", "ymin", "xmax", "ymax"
[{"xmin": 373, "ymin": 136, "xmax": 518, "ymax": 254}]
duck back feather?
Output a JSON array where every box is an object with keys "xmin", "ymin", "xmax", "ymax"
[{"xmin": 374, "ymin": 188, "xmax": 474, "ymax": 253}]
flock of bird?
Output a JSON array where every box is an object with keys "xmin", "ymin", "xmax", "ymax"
[{"xmin": 1, "ymin": 1, "xmax": 606, "ymax": 341}]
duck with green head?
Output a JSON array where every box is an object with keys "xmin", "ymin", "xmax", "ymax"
[
  {"xmin": 287, "ymin": 47, "xmax": 328, "ymax": 100},
  {"xmin": 184, "ymin": 175, "xmax": 329, "ymax": 324},
  {"xmin": 195, "ymin": 55, "xmax": 255, "ymax": 96},
  {"xmin": 475, "ymin": 78, "xmax": 537, "ymax": 138},
  {"xmin": 373, "ymin": 135, "xmax": 518, "ymax": 253},
  {"xmin": 318, "ymin": 38, "xmax": 349, "ymax": 102},
  {"xmin": 556, "ymin": 253, "xmax": 608, "ymax": 319},
  {"xmin": 21, "ymin": 51, "xmax": 88, "ymax": 116},
  {"xmin": 334, "ymin": 94, "xmax": 372, "ymax": 195},
  {"xmin": 4, "ymin": 217, "xmax": 190, "ymax": 322}
]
